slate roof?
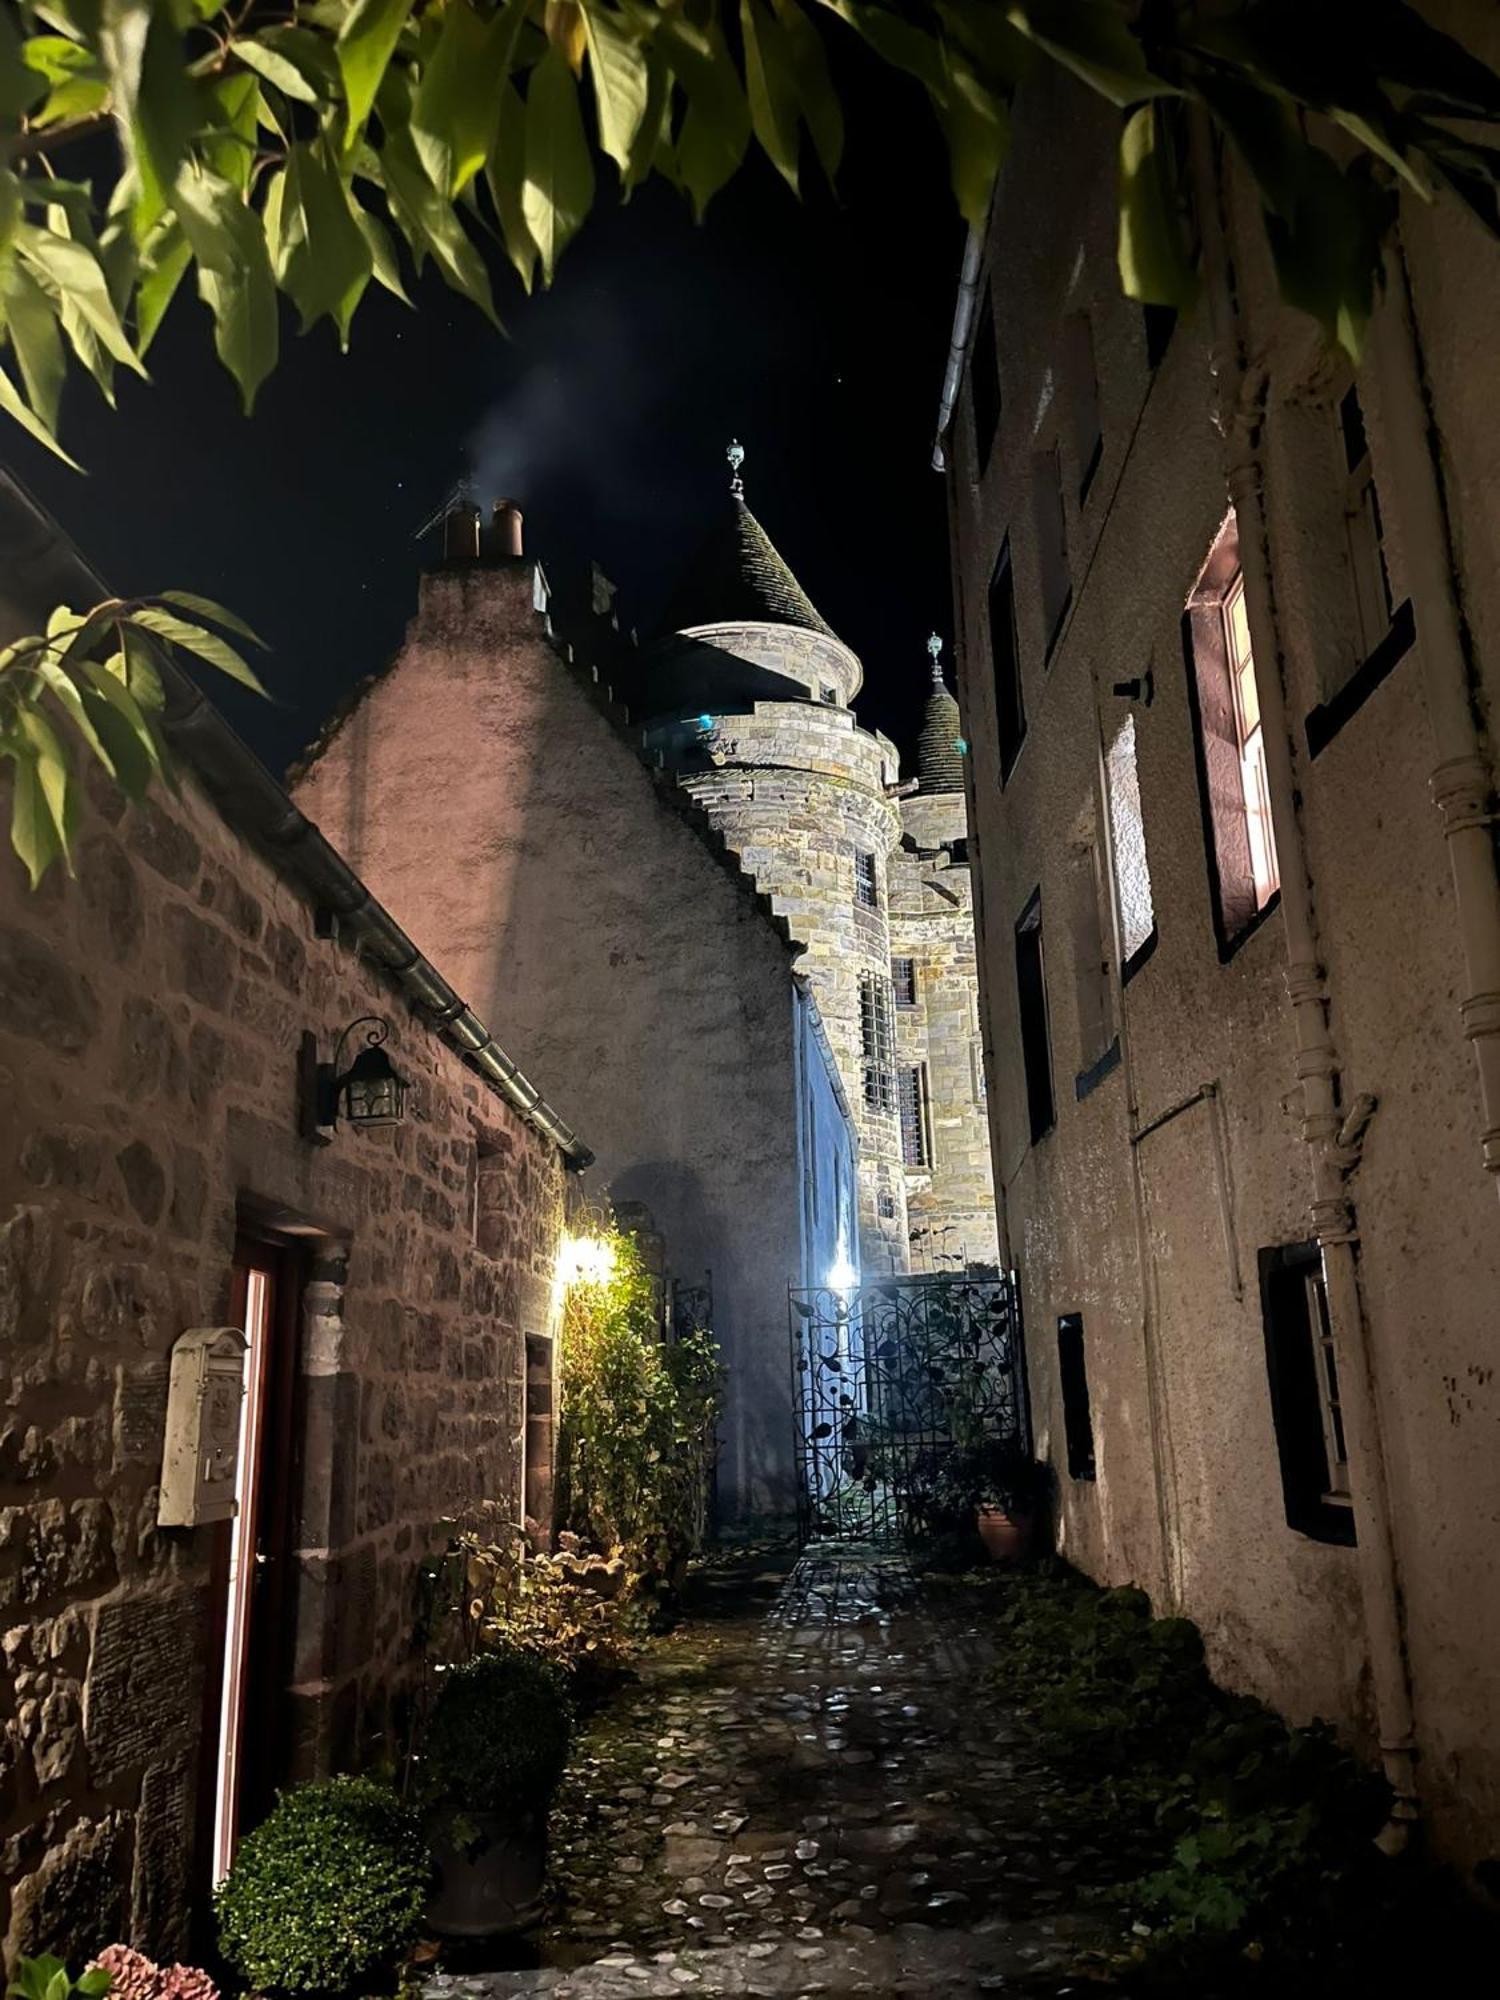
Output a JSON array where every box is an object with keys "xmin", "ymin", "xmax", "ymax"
[
  {"xmin": 656, "ymin": 495, "xmax": 840, "ymax": 642},
  {"xmin": 917, "ymin": 683, "xmax": 965, "ymax": 793}
]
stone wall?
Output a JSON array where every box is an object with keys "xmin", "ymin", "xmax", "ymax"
[
  {"xmin": 0, "ymin": 761, "xmax": 566, "ymax": 1963},
  {"xmin": 890, "ymin": 792, "xmax": 999, "ymax": 1271},
  {"xmin": 944, "ymin": 25, "xmax": 1500, "ymax": 1872},
  {"xmin": 291, "ymin": 561, "xmax": 814, "ymax": 1516},
  {"xmin": 650, "ymin": 702, "xmax": 909, "ymax": 1270}
]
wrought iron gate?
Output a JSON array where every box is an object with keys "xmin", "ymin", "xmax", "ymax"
[{"xmin": 789, "ymin": 1273, "xmax": 1027, "ymax": 1545}]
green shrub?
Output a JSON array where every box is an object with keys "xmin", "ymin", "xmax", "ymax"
[
  {"xmin": 214, "ymin": 1777, "xmax": 428, "ymax": 1997},
  {"xmin": 418, "ymin": 1649, "xmax": 572, "ymax": 1819}
]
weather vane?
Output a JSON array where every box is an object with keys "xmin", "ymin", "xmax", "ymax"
[
  {"xmin": 927, "ymin": 631, "xmax": 945, "ymax": 686},
  {"xmin": 727, "ymin": 438, "xmax": 745, "ymax": 496}
]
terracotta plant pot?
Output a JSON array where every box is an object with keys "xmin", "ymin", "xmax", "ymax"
[
  {"xmin": 426, "ymin": 1808, "xmax": 548, "ymax": 1938},
  {"xmin": 976, "ymin": 1502, "xmax": 1034, "ymax": 1563}
]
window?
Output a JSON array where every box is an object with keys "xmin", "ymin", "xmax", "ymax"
[
  {"xmin": 1032, "ymin": 446, "xmax": 1071, "ymax": 656},
  {"xmin": 971, "ymin": 1039, "xmax": 988, "ymax": 1103},
  {"xmin": 1340, "ymin": 386, "xmax": 1394, "ymax": 663},
  {"xmin": 899, "ymin": 1064, "xmax": 930, "ymax": 1168},
  {"xmin": 989, "ymin": 542, "xmax": 1026, "ymax": 782},
  {"xmin": 855, "ymin": 850, "xmax": 879, "ymax": 911},
  {"xmin": 1062, "ymin": 313, "xmax": 1103, "ymax": 500},
  {"xmin": 1104, "ymin": 712, "xmax": 1157, "ymax": 975},
  {"xmin": 1057, "ymin": 1314, "xmax": 1096, "ymax": 1480},
  {"xmin": 877, "ymin": 1187, "xmax": 897, "ymax": 1220},
  {"xmin": 820, "ymin": 683, "xmax": 838, "ymax": 705},
  {"xmin": 1014, "ymin": 888, "xmax": 1055, "ymax": 1143},
  {"xmin": 891, "ymin": 956, "xmax": 917, "ymax": 1008},
  {"xmin": 971, "ymin": 288, "xmax": 1002, "ymax": 472},
  {"xmin": 1259, "ymin": 1243, "xmax": 1355, "ymax": 1546},
  {"xmin": 1184, "ymin": 512, "xmax": 1281, "ymax": 955},
  {"xmin": 859, "ymin": 972, "xmax": 896, "ymax": 1114}
]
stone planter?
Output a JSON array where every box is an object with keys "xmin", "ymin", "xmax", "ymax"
[
  {"xmin": 976, "ymin": 1503, "xmax": 1034, "ymax": 1563},
  {"xmin": 426, "ymin": 1809, "xmax": 548, "ymax": 1938}
]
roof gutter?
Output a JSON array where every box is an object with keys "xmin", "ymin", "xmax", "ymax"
[
  {"xmin": 0, "ymin": 471, "xmax": 594, "ymax": 1171},
  {"xmin": 932, "ymin": 227, "xmax": 984, "ymax": 473}
]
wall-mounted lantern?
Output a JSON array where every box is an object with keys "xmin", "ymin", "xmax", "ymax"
[{"xmin": 301, "ymin": 1015, "xmax": 410, "ymax": 1144}]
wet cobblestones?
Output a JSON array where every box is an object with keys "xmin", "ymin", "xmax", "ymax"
[{"xmin": 424, "ymin": 1548, "xmax": 1118, "ymax": 1998}]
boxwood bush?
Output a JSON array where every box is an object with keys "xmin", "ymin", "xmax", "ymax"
[
  {"xmin": 214, "ymin": 1776, "xmax": 428, "ymax": 1996},
  {"xmin": 420, "ymin": 1650, "xmax": 572, "ymax": 1818}
]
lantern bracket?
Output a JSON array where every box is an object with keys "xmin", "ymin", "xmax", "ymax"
[{"xmin": 301, "ymin": 1015, "xmax": 409, "ymax": 1144}]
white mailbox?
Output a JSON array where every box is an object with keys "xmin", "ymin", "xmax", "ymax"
[{"xmin": 157, "ymin": 1326, "xmax": 248, "ymax": 1528}]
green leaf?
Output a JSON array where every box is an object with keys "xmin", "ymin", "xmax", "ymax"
[
  {"xmin": 1117, "ymin": 101, "xmax": 1198, "ymax": 310},
  {"xmin": 523, "ymin": 42, "xmax": 595, "ymax": 284},
  {"xmin": 337, "ymin": 0, "xmax": 416, "ymax": 143},
  {"xmin": 382, "ymin": 129, "xmax": 501, "ymax": 323},
  {"xmin": 78, "ymin": 677, "xmax": 156, "ymax": 796},
  {"xmin": 157, "ymin": 589, "xmax": 267, "ymax": 647},
  {"xmin": 97, "ymin": 0, "xmax": 198, "ymax": 233},
  {"xmin": 172, "ymin": 165, "xmax": 279, "ymax": 410},
  {"xmin": 120, "ymin": 622, "xmax": 165, "ymax": 709},
  {"xmin": 659, "ymin": 13, "xmax": 750, "ymax": 220},
  {"xmin": 0, "ymin": 356, "xmax": 82, "ymax": 465},
  {"xmin": 0, "ymin": 12, "xmax": 49, "ymax": 119},
  {"xmin": 75, "ymin": 1974, "xmax": 114, "ymax": 1999},
  {"xmin": 741, "ymin": 0, "xmax": 800, "ymax": 193},
  {"xmin": 128, "ymin": 603, "xmax": 268, "ymax": 693},
  {"xmin": 1192, "ymin": 70, "xmax": 1304, "ymax": 221},
  {"xmin": 353, "ymin": 201, "xmax": 413, "ymax": 302},
  {"xmin": 229, "ymin": 37, "xmax": 320, "ymax": 105},
  {"xmin": 2, "ymin": 262, "xmax": 67, "ymax": 432},
  {"xmin": 1004, "ymin": 0, "xmax": 1175, "ymax": 109},
  {"xmin": 18, "ymin": 704, "xmax": 74, "ymax": 871},
  {"xmin": 134, "ymin": 216, "xmax": 191, "ymax": 351},
  {"xmin": 201, "ymin": 71, "xmax": 261, "ymax": 192},
  {"xmin": 1263, "ymin": 151, "xmax": 1395, "ymax": 362},
  {"xmin": 582, "ymin": 1, "xmax": 650, "ymax": 177},
  {"xmin": 6, "ymin": 749, "xmax": 62, "ymax": 888},
  {"xmin": 280, "ymin": 140, "xmax": 373, "ymax": 344},
  {"xmin": 80, "ymin": 651, "xmax": 168, "ymax": 778},
  {"xmin": 775, "ymin": 0, "xmax": 841, "ymax": 184},
  {"xmin": 36, "ymin": 656, "xmax": 115, "ymax": 773},
  {"xmin": 413, "ymin": 0, "xmax": 517, "ymax": 198},
  {"xmin": 485, "ymin": 80, "xmax": 538, "ymax": 290},
  {"xmin": 937, "ymin": 43, "xmax": 1007, "ymax": 230},
  {"xmin": 16, "ymin": 223, "xmax": 146, "ymax": 377}
]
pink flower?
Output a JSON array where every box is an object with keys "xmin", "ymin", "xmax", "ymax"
[{"xmin": 87, "ymin": 1945, "xmax": 219, "ymax": 2000}]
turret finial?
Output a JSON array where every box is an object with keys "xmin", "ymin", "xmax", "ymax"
[
  {"xmin": 727, "ymin": 438, "xmax": 745, "ymax": 496},
  {"xmin": 927, "ymin": 630, "xmax": 945, "ymax": 688}
]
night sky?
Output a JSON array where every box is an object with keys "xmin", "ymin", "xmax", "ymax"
[{"xmin": 4, "ymin": 42, "xmax": 962, "ymax": 780}]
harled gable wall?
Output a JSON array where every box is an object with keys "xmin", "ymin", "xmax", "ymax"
[{"xmin": 292, "ymin": 562, "xmax": 819, "ymax": 1514}]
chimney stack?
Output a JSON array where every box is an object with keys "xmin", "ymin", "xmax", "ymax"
[{"xmin": 490, "ymin": 499, "xmax": 524, "ymax": 558}]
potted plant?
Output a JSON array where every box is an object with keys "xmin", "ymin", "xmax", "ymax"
[
  {"xmin": 418, "ymin": 1649, "xmax": 572, "ymax": 1938},
  {"xmin": 970, "ymin": 1439, "xmax": 1051, "ymax": 1562},
  {"xmin": 214, "ymin": 1776, "xmax": 428, "ymax": 1997}
]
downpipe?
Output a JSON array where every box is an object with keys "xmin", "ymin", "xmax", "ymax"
[
  {"xmin": 1192, "ymin": 122, "xmax": 1420, "ymax": 1847},
  {"xmin": 1368, "ymin": 232, "xmax": 1500, "ymax": 1201}
]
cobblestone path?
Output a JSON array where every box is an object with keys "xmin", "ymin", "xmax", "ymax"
[{"xmin": 425, "ymin": 1547, "xmax": 1117, "ymax": 1999}]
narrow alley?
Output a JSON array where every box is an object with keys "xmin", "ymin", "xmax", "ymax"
[{"xmin": 425, "ymin": 1549, "xmax": 1114, "ymax": 1999}]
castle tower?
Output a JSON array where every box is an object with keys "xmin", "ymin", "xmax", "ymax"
[
  {"xmin": 639, "ymin": 445, "xmax": 910, "ymax": 1271},
  {"xmin": 889, "ymin": 639, "xmax": 1001, "ymax": 1271}
]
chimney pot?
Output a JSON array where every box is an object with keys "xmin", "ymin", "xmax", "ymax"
[
  {"xmin": 443, "ymin": 504, "xmax": 481, "ymax": 564},
  {"xmin": 491, "ymin": 499, "xmax": 524, "ymax": 558}
]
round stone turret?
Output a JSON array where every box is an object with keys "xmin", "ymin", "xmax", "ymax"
[
  {"xmin": 641, "ymin": 446, "xmax": 909, "ymax": 1272},
  {"xmin": 917, "ymin": 634, "xmax": 966, "ymax": 794}
]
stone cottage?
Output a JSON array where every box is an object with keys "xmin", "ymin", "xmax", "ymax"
[
  {"xmin": 935, "ymin": 11, "xmax": 1500, "ymax": 1874},
  {"xmin": 0, "ymin": 471, "xmax": 586, "ymax": 1963}
]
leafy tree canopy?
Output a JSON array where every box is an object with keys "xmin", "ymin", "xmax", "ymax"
[{"xmin": 2, "ymin": 0, "xmax": 1499, "ymax": 883}]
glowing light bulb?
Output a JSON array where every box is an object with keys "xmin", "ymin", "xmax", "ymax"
[
  {"xmin": 559, "ymin": 1233, "xmax": 618, "ymax": 1286},
  {"xmin": 826, "ymin": 1255, "xmax": 858, "ymax": 1292}
]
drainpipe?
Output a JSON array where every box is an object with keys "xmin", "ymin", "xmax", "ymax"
[
  {"xmin": 932, "ymin": 229, "xmax": 985, "ymax": 472},
  {"xmin": 1367, "ymin": 237, "xmax": 1500, "ymax": 1199},
  {"xmin": 1193, "ymin": 123, "xmax": 1419, "ymax": 1844}
]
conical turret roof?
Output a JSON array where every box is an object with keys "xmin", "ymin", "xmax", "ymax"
[
  {"xmin": 917, "ymin": 636, "xmax": 965, "ymax": 793},
  {"xmin": 656, "ymin": 444, "xmax": 839, "ymax": 642}
]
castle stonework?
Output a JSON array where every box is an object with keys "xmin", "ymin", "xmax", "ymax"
[{"xmin": 638, "ymin": 468, "xmax": 999, "ymax": 1274}]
